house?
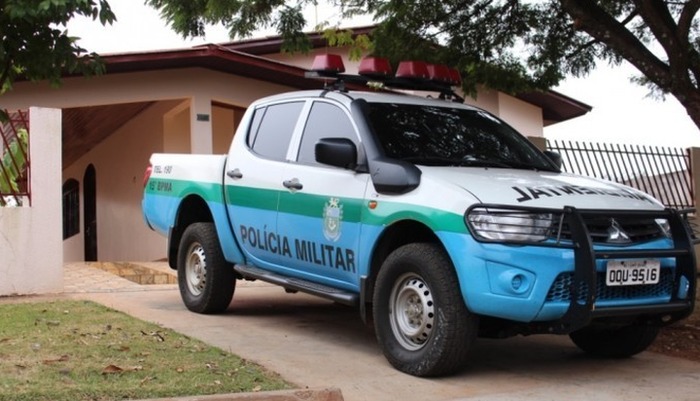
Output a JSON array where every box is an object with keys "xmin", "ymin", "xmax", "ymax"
[{"xmin": 0, "ymin": 27, "xmax": 590, "ymax": 295}]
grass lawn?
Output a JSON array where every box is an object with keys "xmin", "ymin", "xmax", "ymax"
[{"xmin": 0, "ymin": 299, "xmax": 291, "ymax": 401}]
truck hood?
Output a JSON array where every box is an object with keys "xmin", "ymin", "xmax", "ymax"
[{"xmin": 420, "ymin": 167, "xmax": 664, "ymax": 210}]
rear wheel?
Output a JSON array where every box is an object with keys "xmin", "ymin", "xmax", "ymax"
[
  {"xmin": 177, "ymin": 223, "xmax": 235, "ymax": 314},
  {"xmin": 373, "ymin": 243, "xmax": 478, "ymax": 377},
  {"xmin": 569, "ymin": 324, "xmax": 660, "ymax": 357}
]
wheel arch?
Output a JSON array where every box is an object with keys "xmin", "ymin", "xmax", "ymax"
[
  {"xmin": 360, "ymin": 219, "xmax": 450, "ymax": 322},
  {"xmin": 168, "ymin": 195, "xmax": 214, "ymax": 269}
]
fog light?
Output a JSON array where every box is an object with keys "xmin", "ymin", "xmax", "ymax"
[
  {"xmin": 502, "ymin": 272, "xmax": 529, "ymax": 295},
  {"xmin": 512, "ymin": 275, "xmax": 524, "ymax": 290},
  {"xmin": 493, "ymin": 267, "xmax": 534, "ymax": 297}
]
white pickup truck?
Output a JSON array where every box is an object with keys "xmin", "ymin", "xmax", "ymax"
[{"xmin": 142, "ymin": 55, "xmax": 697, "ymax": 377}]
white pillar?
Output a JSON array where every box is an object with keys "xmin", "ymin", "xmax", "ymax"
[
  {"xmin": 0, "ymin": 107, "xmax": 63, "ymax": 295},
  {"xmin": 190, "ymin": 96, "xmax": 213, "ymax": 154}
]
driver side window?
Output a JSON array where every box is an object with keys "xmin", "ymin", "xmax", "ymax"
[{"xmin": 297, "ymin": 102, "xmax": 357, "ymax": 165}]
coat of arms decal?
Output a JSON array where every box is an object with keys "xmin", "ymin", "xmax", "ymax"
[{"xmin": 323, "ymin": 197, "xmax": 343, "ymax": 242}]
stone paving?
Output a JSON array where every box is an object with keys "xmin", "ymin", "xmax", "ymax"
[{"xmin": 63, "ymin": 262, "xmax": 177, "ymax": 293}]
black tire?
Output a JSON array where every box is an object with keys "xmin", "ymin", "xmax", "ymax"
[
  {"xmin": 569, "ymin": 324, "xmax": 660, "ymax": 358},
  {"xmin": 372, "ymin": 243, "xmax": 478, "ymax": 377},
  {"xmin": 177, "ymin": 222, "xmax": 235, "ymax": 314}
]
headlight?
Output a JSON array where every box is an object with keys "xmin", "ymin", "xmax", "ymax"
[
  {"xmin": 655, "ymin": 218, "xmax": 671, "ymax": 238},
  {"xmin": 467, "ymin": 209, "xmax": 553, "ymax": 242}
]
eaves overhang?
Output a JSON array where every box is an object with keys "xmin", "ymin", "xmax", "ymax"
[
  {"xmin": 516, "ymin": 89, "xmax": 592, "ymax": 125},
  {"xmin": 99, "ymin": 44, "xmax": 325, "ymax": 90}
]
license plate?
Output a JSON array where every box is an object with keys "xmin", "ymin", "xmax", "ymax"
[{"xmin": 605, "ymin": 259, "xmax": 661, "ymax": 286}]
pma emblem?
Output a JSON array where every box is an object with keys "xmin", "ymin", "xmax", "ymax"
[{"xmin": 323, "ymin": 197, "xmax": 343, "ymax": 242}]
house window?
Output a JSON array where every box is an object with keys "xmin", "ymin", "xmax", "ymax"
[{"xmin": 63, "ymin": 179, "xmax": 79, "ymax": 239}]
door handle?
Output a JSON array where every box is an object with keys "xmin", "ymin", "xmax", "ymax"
[
  {"xmin": 283, "ymin": 178, "xmax": 303, "ymax": 191},
  {"xmin": 226, "ymin": 169, "xmax": 243, "ymax": 179}
]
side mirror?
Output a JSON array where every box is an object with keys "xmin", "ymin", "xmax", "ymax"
[
  {"xmin": 316, "ymin": 138, "xmax": 357, "ymax": 170},
  {"xmin": 543, "ymin": 150, "xmax": 562, "ymax": 169}
]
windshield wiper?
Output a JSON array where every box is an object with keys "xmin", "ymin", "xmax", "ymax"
[
  {"xmin": 401, "ymin": 156, "xmax": 511, "ymax": 168},
  {"xmin": 495, "ymin": 159, "xmax": 558, "ymax": 172},
  {"xmin": 402, "ymin": 156, "xmax": 556, "ymax": 171}
]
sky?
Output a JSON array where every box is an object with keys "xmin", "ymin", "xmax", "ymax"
[{"xmin": 66, "ymin": 0, "xmax": 700, "ymax": 149}]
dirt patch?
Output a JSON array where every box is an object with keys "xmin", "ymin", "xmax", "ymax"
[{"xmin": 648, "ymin": 279, "xmax": 700, "ymax": 362}]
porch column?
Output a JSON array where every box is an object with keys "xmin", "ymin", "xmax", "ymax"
[
  {"xmin": 190, "ymin": 96, "xmax": 213, "ymax": 154},
  {"xmin": 687, "ymin": 147, "xmax": 700, "ymax": 269},
  {"xmin": 691, "ymin": 147, "xmax": 700, "ymax": 214},
  {"xmin": 0, "ymin": 107, "xmax": 62, "ymax": 295}
]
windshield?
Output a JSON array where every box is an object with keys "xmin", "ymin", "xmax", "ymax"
[{"xmin": 365, "ymin": 102, "xmax": 557, "ymax": 171}]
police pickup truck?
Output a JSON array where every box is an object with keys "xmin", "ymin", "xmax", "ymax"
[{"xmin": 142, "ymin": 55, "xmax": 697, "ymax": 377}]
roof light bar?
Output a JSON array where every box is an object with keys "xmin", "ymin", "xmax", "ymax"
[
  {"xmin": 310, "ymin": 54, "xmax": 345, "ymax": 74},
  {"xmin": 304, "ymin": 53, "xmax": 464, "ymax": 102},
  {"xmin": 359, "ymin": 57, "xmax": 393, "ymax": 78}
]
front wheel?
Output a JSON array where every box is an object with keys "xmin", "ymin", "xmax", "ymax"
[
  {"xmin": 373, "ymin": 243, "xmax": 478, "ymax": 377},
  {"xmin": 569, "ymin": 323, "xmax": 660, "ymax": 357},
  {"xmin": 177, "ymin": 222, "xmax": 235, "ymax": 314}
]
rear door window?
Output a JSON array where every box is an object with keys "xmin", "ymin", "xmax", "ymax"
[{"xmin": 249, "ymin": 101, "xmax": 304, "ymax": 161}]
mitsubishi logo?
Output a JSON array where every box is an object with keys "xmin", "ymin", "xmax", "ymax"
[{"xmin": 607, "ymin": 219, "xmax": 631, "ymax": 244}]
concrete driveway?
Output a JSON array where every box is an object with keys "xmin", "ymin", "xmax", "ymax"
[{"xmin": 70, "ymin": 279, "xmax": 700, "ymax": 401}]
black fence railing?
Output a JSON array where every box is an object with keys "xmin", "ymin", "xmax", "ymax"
[{"xmin": 546, "ymin": 139, "xmax": 693, "ymax": 210}]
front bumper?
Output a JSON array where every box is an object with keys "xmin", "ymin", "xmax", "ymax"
[{"xmin": 448, "ymin": 205, "xmax": 696, "ymax": 334}]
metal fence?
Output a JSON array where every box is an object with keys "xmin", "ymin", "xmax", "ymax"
[
  {"xmin": 0, "ymin": 109, "xmax": 30, "ymax": 206},
  {"xmin": 546, "ymin": 139, "xmax": 693, "ymax": 210}
]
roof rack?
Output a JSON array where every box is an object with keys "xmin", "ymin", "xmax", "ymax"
[{"xmin": 305, "ymin": 54, "xmax": 465, "ymax": 103}]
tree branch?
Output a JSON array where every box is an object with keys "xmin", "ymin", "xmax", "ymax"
[
  {"xmin": 677, "ymin": 0, "xmax": 700, "ymax": 82},
  {"xmin": 634, "ymin": 0, "xmax": 699, "ymax": 95},
  {"xmin": 677, "ymin": 0, "xmax": 700, "ymax": 41},
  {"xmin": 566, "ymin": 9, "xmax": 638, "ymax": 60},
  {"xmin": 560, "ymin": 0, "xmax": 671, "ymax": 90}
]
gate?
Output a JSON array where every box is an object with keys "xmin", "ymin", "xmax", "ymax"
[{"xmin": 546, "ymin": 139, "xmax": 693, "ymax": 210}]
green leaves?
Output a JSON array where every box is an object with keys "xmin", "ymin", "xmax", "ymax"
[
  {"xmin": 0, "ymin": 0, "xmax": 116, "ymax": 94},
  {"xmin": 322, "ymin": 28, "xmax": 372, "ymax": 60},
  {"xmin": 279, "ymin": 6, "xmax": 312, "ymax": 54}
]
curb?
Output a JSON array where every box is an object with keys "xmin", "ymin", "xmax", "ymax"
[{"xmin": 134, "ymin": 388, "xmax": 344, "ymax": 401}]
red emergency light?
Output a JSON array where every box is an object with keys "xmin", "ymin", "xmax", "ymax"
[
  {"xmin": 395, "ymin": 61, "xmax": 430, "ymax": 80},
  {"xmin": 310, "ymin": 54, "xmax": 345, "ymax": 74},
  {"xmin": 359, "ymin": 57, "xmax": 393, "ymax": 78},
  {"xmin": 448, "ymin": 68, "xmax": 462, "ymax": 86},
  {"xmin": 427, "ymin": 64, "xmax": 451, "ymax": 84}
]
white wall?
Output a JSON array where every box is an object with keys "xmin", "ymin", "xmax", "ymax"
[
  {"xmin": 497, "ymin": 92, "xmax": 544, "ymax": 137},
  {"xmin": 463, "ymin": 86, "xmax": 499, "ymax": 115},
  {"xmin": 0, "ymin": 108, "xmax": 63, "ymax": 295}
]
